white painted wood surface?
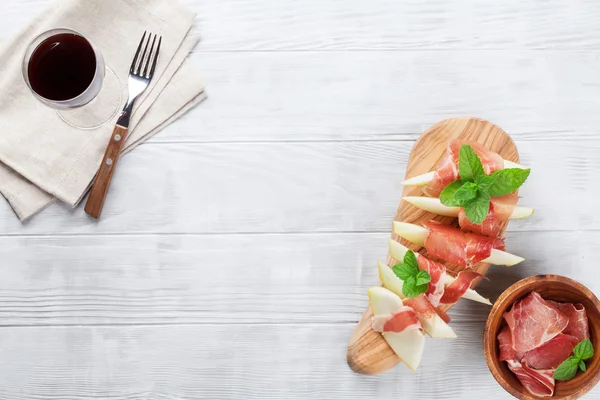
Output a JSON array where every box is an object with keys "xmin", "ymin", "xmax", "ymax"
[{"xmin": 1, "ymin": 0, "xmax": 600, "ymax": 398}]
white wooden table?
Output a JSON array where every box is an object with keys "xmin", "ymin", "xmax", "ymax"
[{"xmin": 1, "ymin": 0, "xmax": 599, "ymax": 398}]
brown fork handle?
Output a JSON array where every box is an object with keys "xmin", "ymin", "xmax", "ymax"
[{"xmin": 84, "ymin": 125, "xmax": 128, "ymax": 219}]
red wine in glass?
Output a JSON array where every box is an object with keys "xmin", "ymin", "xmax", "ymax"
[{"xmin": 23, "ymin": 29, "xmax": 105, "ymax": 108}]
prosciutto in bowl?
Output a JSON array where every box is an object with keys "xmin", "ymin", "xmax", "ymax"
[{"xmin": 484, "ymin": 275, "xmax": 600, "ymax": 399}]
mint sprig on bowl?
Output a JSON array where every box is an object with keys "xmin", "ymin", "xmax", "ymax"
[
  {"xmin": 439, "ymin": 145, "xmax": 530, "ymax": 224},
  {"xmin": 554, "ymin": 338, "xmax": 594, "ymax": 381}
]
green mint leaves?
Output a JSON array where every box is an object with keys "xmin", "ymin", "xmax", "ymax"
[
  {"xmin": 458, "ymin": 145, "xmax": 484, "ymax": 182},
  {"xmin": 391, "ymin": 250, "xmax": 431, "ymax": 298},
  {"xmin": 574, "ymin": 338, "xmax": 594, "ymax": 360},
  {"xmin": 439, "ymin": 145, "xmax": 530, "ymax": 224},
  {"xmin": 486, "ymin": 168, "xmax": 532, "ymax": 198},
  {"xmin": 553, "ymin": 338, "xmax": 594, "ymax": 381}
]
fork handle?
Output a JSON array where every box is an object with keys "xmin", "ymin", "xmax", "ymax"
[{"xmin": 84, "ymin": 125, "xmax": 129, "ymax": 219}]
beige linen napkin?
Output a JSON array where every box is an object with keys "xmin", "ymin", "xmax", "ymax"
[{"xmin": 0, "ymin": 0, "xmax": 206, "ymax": 221}]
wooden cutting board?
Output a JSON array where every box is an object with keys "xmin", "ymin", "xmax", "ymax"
[{"xmin": 346, "ymin": 117, "xmax": 520, "ymax": 375}]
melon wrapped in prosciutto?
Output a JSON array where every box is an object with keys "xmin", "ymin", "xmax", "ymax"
[
  {"xmin": 458, "ymin": 193, "xmax": 519, "ymax": 237},
  {"xmin": 386, "ymin": 240, "xmax": 491, "ymax": 306},
  {"xmin": 393, "ymin": 221, "xmax": 523, "ymax": 267},
  {"xmin": 423, "ymin": 221, "xmax": 505, "ymax": 267},
  {"xmin": 438, "ymin": 270, "xmax": 485, "ymax": 306},
  {"xmin": 371, "ymin": 306, "xmax": 423, "ymax": 334},
  {"xmin": 423, "ymin": 139, "xmax": 505, "ymax": 197}
]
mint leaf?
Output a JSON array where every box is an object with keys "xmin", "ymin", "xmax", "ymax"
[
  {"xmin": 475, "ymin": 174, "xmax": 494, "ymax": 192},
  {"xmin": 402, "ymin": 279, "xmax": 429, "ymax": 298},
  {"xmin": 454, "ymin": 182, "xmax": 478, "ymax": 203},
  {"xmin": 486, "ymin": 168, "xmax": 531, "ymax": 197},
  {"xmin": 402, "ymin": 282, "xmax": 419, "ymax": 298},
  {"xmin": 580, "ymin": 360, "xmax": 587, "ymax": 372},
  {"xmin": 393, "ymin": 250, "xmax": 430, "ymax": 298},
  {"xmin": 464, "ymin": 191, "xmax": 491, "ymax": 224},
  {"xmin": 553, "ymin": 356, "xmax": 580, "ymax": 381},
  {"xmin": 402, "ymin": 276, "xmax": 419, "ymax": 298},
  {"xmin": 440, "ymin": 180, "xmax": 466, "ymax": 207},
  {"xmin": 459, "ymin": 145, "xmax": 485, "ymax": 182},
  {"xmin": 574, "ymin": 338, "xmax": 594, "ymax": 360},
  {"xmin": 403, "ymin": 250, "xmax": 419, "ymax": 270},
  {"xmin": 415, "ymin": 283, "xmax": 428, "ymax": 295},
  {"xmin": 392, "ymin": 263, "xmax": 417, "ymax": 281},
  {"xmin": 415, "ymin": 269, "xmax": 431, "ymax": 286}
]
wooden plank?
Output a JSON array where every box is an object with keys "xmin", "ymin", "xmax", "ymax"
[
  {"xmin": 3, "ymin": 0, "xmax": 600, "ymax": 52},
  {"xmin": 0, "ymin": 139, "xmax": 598, "ymax": 234},
  {"xmin": 190, "ymin": 0, "xmax": 600, "ymax": 51},
  {"xmin": 2, "ymin": 322, "xmax": 597, "ymax": 400},
  {"xmin": 149, "ymin": 51, "xmax": 600, "ymax": 143},
  {"xmin": 0, "ymin": 230, "xmax": 596, "ymax": 326}
]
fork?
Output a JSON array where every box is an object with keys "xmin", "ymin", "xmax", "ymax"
[{"xmin": 85, "ymin": 32, "xmax": 162, "ymax": 219}]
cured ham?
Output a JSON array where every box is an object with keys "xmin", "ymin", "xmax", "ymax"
[
  {"xmin": 403, "ymin": 294, "xmax": 451, "ymax": 324},
  {"xmin": 523, "ymin": 334, "xmax": 579, "ymax": 370},
  {"xmin": 422, "ymin": 221, "xmax": 506, "ymax": 266},
  {"xmin": 507, "ymin": 361, "xmax": 555, "ymax": 398},
  {"xmin": 415, "ymin": 253, "xmax": 446, "ymax": 306},
  {"xmin": 368, "ymin": 287, "xmax": 426, "ymax": 370},
  {"xmin": 498, "ymin": 325, "xmax": 524, "ymax": 362},
  {"xmin": 498, "ymin": 291, "xmax": 590, "ymax": 397},
  {"xmin": 438, "ymin": 270, "xmax": 485, "ymax": 306},
  {"xmin": 503, "ymin": 292, "xmax": 569, "ymax": 353},
  {"xmin": 458, "ymin": 193, "xmax": 519, "ymax": 237},
  {"xmin": 387, "ymin": 239, "xmax": 493, "ymax": 305},
  {"xmin": 393, "ymin": 221, "xmax": 523, "ymax": 266},
  {"xmin": 371, "ymin": 306, "xmax": 423, "ymax": 334},
  {"xmin": 548, "ymin": 301, "xmax": 590, "ymax": 342},
  {"xmin": 423, "ymin": 139, "xmax": 505, "ymax": 197}
]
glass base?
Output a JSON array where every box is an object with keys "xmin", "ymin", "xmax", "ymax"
[{"xmin": 57, "ymin": 66, "xmax": 123, "ymax": 130}]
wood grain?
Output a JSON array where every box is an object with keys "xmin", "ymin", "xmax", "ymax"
[
  {"xmin": 192, "ymin": 0, "xmax": 600, "ymax": 51},
  {"xmin": 0, "ymin": 322, "xmax": 515, "ymax": 400},
  {"xmin": 0, "ymin": 139, "xmax": 599, "ymax": 234},
  {"xmin": 0, "ymin": 230, "xmax": 597, "ymax": 327},
  {"xmin": 85, "ymin": 125, "xmax": 129, "ymax": 219},
  {"xmin": 484, "ymin": 275, "xmax": 600, "ymax": 399},
  {"xmin": 2, "ymin": 0, "xmax": 600, "ymax": 398},
  {"xmin": 347, "ymin": 118, "xmax": 519, "ymax": 374},
  {"xmin": 152, "ymin": 51, "xmax": 600, "ymax": 143}
]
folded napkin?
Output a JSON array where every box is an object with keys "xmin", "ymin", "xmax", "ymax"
[{"xmin": 0, "ymin": 0, "xmax": 206, "ymax": 221}]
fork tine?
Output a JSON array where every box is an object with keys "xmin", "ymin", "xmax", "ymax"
[
  {"xmin": 129, "ymin": 31, "xmax": 146, "ymax": 74},
  {"xmin": 148, "ymin": 36, "xmax": 162, "ymax": 79},
  {"xmin": 137, "ymin": 32, "xmax": 152, "ymax": 75},
  {"xmin": 142, "ymin": 34, "xmax": 157, "ymax": 78}
]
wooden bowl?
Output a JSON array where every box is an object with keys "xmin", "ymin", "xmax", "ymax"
[{"xmin": 483, "ymin": 275, "xmax": 600, "ymax": 399}]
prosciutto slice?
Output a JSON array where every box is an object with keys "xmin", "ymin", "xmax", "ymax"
[
  {"xmin": 499, "ymin": 326, "xmax": 557, "ymax": 397},
  {"xmin": 548, "ymin": 300, "xmax": 590, "ymax": 342},
  {"xmin": 416, "ymin": 254, "xmax": 446, "ymax": 307},
  {"xmin": 498, "ymin": 325, "xmax": 524, "ymax": 362},
  {"xmin": 424, "ymin": 139, "xmax": 505, "ymax": 197},
  {"xmin": 523, "ymin": 333, "xmax": 579, "ymax": 370},
  {"xmin": 458, "ymin": 194, "xmax": 519, "ymax": 237},
  {"xmin": 507, "ymin": 360, "xmax": 555, "ymax": 398},
  {"xmin": 423, "ymin": 221, "xmax": 506, "ymax": 266},
  {"xmin": 371, "ymin": 306, "xmax": 423, "ymax": 333},
  {"xmin": 504, "ymin": 291, "xmax": 569, "ymax": 353},
  {"xmin": 403, "ymin": 294, "xmax": 451, "ymax": 324},
  {"xmin": 439, "ymin": 270, "xmax": 485, "ymax": 306}
]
